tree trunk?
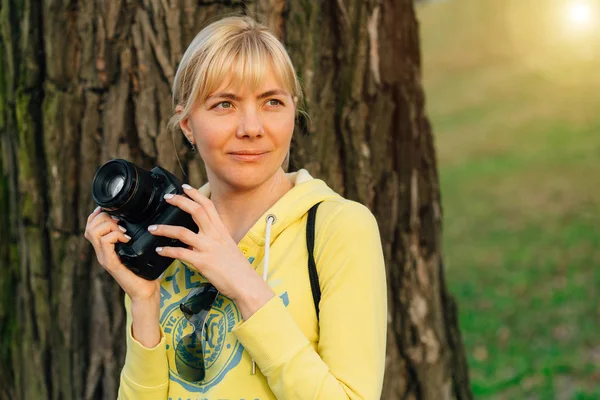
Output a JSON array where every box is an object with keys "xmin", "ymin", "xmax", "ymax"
[{"xmin": 0, "ymin": 0, "xmax": 472, "ymax": 399}]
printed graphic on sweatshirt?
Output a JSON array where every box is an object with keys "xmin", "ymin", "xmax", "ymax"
[
  {"xmin": 159, "ymin": 260, "xmax": 290, "ymax": 393},
  {"xmin": 160, "ymin": 263, "xmax": 244, "ymax": 393}
]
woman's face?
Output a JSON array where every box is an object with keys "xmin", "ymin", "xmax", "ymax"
[{"xmin": 181, "ymin": 65, "xmax": 296, "ymax": 192}]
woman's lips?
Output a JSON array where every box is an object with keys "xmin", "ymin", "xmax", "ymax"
[{"xmin": 228, "ymin": 152, "xmax": 269, "ymax": 162}]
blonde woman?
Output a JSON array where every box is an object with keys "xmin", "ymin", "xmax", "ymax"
[{"xmin": 84, "ymin": 16, "xmax": 387, "ymax": 399}]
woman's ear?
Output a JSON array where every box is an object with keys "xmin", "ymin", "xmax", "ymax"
[{"xmin": 176, "ymin": 105, "xmax": 195, "ymax": 145}]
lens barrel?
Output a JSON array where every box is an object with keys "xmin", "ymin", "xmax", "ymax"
[{"xmin": 91, "ymin": 159, "xmax": 161, "ymax": 222}]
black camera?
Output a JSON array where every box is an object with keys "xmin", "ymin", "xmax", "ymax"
[{"xmin": 91, "ymin": 159, "xmax": 198, "ymax": 280}]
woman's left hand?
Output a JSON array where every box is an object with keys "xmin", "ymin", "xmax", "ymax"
[{"xmin": 148, "ymin": 185, "xmax": 273, "ymax": 312}]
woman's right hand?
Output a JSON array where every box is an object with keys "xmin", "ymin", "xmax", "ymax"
[{"xmin": 84, "ymin": 206, "xmax": 161, "ymax": 302}]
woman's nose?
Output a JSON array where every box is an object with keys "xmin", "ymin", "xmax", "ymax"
[{"xmin": 236, "ymin": 109, "xmax": 264, "ymax": 139}]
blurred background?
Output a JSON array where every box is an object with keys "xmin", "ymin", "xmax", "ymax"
[{"xmin": 416, "ymin": 0, "xmax": 600, "ymax": 397}]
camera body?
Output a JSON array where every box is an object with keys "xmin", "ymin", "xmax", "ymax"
[{"xmin": 92, "ymin": 159, "xmax": 198, "ymax": 280}]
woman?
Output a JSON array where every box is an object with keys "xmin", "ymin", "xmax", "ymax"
[{"xmin": 84, "ymin": 16, "xmax": 387, "ymax": 399}]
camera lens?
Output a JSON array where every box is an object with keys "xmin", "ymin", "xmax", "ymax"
[
  {"xmin": 108, "ymin": 175, "xmax": 125, "ymax": 197},
  {"xmin": 92, "ymin": 159, "xmax": 162, "ymax": 222}
]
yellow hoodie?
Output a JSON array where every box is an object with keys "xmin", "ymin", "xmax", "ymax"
[{"xmin": 118, "ymin": 169, "xmax": 387, "ymax": 400}]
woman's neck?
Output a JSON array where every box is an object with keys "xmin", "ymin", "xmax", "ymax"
[{"xmin": 208, "ymin": 169, "xmax": 294, "ymax": 243}]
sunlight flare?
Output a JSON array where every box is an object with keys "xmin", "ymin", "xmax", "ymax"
[{"xmin": 567, "ymin": 1, "xmax": 595, "ymax": 28}]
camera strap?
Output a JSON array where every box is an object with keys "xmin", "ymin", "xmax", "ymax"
[{"xmin": 306, "ymin": 201, "xmax": 323, "ymax": 321}]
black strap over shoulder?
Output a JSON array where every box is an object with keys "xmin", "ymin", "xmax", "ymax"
[{"xmin": 306, "ymin": 202, "xmax": 322, "ymax": 320}]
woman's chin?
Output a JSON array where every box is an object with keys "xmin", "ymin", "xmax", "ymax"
[{"xmin": 219, "ymin": 167, "xmax": 278, "ymax": 192}]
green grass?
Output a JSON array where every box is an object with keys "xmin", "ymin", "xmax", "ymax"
[{"xmin": 417, "ymin": 0, "xmax": 600, "ymax": 398}]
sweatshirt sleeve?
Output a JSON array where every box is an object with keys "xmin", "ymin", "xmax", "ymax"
[
  {"xmin": 233, "ymin": 201, "xmax": 387, "ymax": 399},
  {"xmin": 117, "ymin": 294, "xmax": 170, "ymax": 399}
]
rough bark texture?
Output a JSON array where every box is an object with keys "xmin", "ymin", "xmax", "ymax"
[{"xmin": 0, "ymin": 0, "xmax": 472, "ymax": 399}]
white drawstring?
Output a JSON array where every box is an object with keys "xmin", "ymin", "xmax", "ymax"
[
  {"xmin": 252, "ymin": 214, "xmax": 276, "ymax": 375},
  {"xmin": 263, "ymin": 215, "xmax": 275, "ymax": 281}
]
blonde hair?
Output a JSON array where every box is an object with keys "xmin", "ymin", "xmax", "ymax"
[{"xmin": 168, "ymin": 16, "xmax": 304, "ymax": 134}]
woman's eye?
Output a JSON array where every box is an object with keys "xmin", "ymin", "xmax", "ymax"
[
  {"xmin": 215, "ymin": 101, "xmax": 233, "ymax": 109},
  {"xmin": 266, "ymin": 99, "xmax": 283, "ymax": 107}
]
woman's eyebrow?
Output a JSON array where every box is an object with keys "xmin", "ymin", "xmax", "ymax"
[
  {"xmin": 257, "ymin": 89, "xmax": 289, "ymax": 99},
  {"xmin": 206, "ymin": 92, "xmax": 241, "ymax": 102},
  {"xmin": 207, "ymin": 89, "xmax": 289, "ymax": 102}
]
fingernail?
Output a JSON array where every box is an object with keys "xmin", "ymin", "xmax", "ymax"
[
  {"xmin": 148, "ymin": 225, "xmax": 158, "ymax": 231},
  {"xmin": 124, "ymin": 234, "xmax": 131, "ymax": 240},
  {"xmin": 156, "ymin": 247, "xmax": 163, "ymax": 253},
  {"xmin": 119, "ymin": 226, "xmax": 127, "ymax": 233},
  {"xmin": 111, "ymin": 215, "xmax": 120, "ymax": 221},
  {"xmin": 94, "ymin": 206, "xmax": 101, "ymax": 213},
  {"xmin": 164, "ymin": 194, "xmax": 174, "ymax": 200},
  {"xmin": 182, "ymin": 184, "xmax": 193, "ymax": 190}
]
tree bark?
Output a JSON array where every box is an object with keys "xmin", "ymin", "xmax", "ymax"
[{"xmin": 0, "ymin": 0, "xmax": 472, "ymax": 399}]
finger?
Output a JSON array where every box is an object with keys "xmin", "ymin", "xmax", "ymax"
[
  {"xmin": 147, "ymin": 224, "xmax": 205, "ymax": 249},
  {"xmin": 155, "ymin": 245, "xmax": 202, "ymax": 266},
  {"xmin": 164, "ymin": 192, "xmax": 214, "ymax": 235},
  {"xmin": 89, "ymin": 211, "xmax": 119, "ymax": 229},
  {"xmin": 92, "ymin": 220, "xmax": 127, "ymax": 240},
  {"xmin": 181, "ymin": 185, "xmax": 224, "ymax": 230},
  {"xmin": 86, "ymin": 214, "xmax": 118, "ymax": 240},
  {"xmin": 87, "ymin": 206, "xmax": 103, "ymax": 224},
  {"xmin": 100, "ymin": 230, "xmax": 132, "ymax": 247},
  {"xmin": 99, "ymin": 233, "xmax": 133, "ymax": 276}
]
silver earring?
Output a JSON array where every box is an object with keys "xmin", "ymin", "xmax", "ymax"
[{"xmin": 188, "ymin": 140, "xmax": 196, "ymax": 153}]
